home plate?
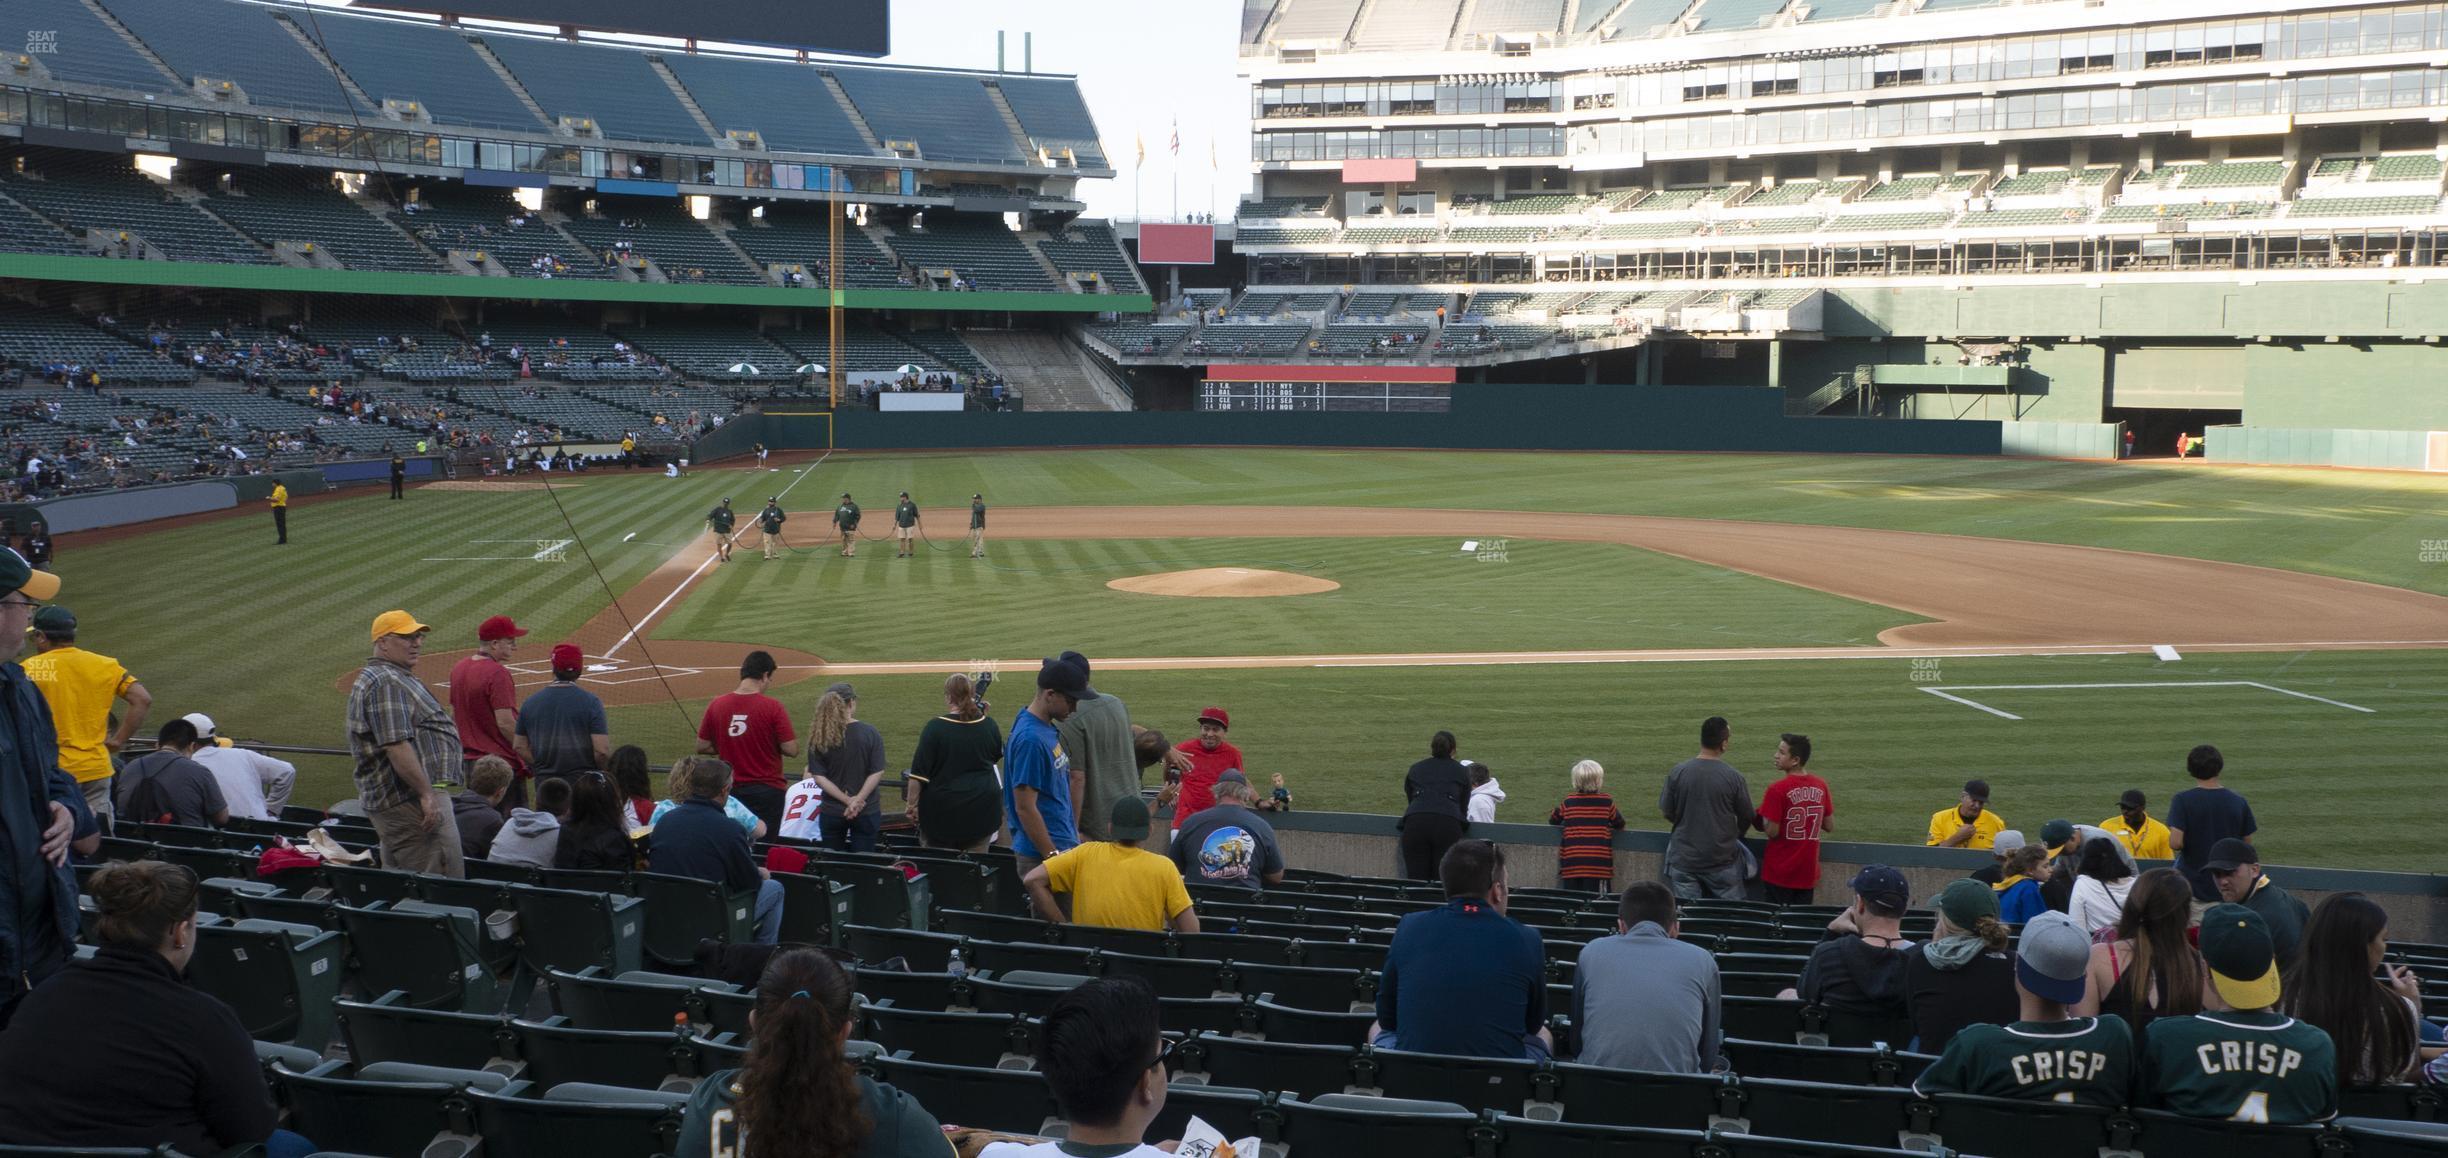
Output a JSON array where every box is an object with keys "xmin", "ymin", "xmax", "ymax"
[{"xmin": 587, "ymin": 663, "xmax": 623, "ymax": 672}]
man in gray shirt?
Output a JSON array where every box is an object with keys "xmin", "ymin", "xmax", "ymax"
[
  {"xmin": 1572, "ymin": 882, "xmax": 1723, "ymax": 1073},
  {"xmin": 1659, "ymin": 716, "xmax": 1754, "ymax": 900},
  {"xmin": 1054, "ymin": 651, "xmax": 1138, "ymax": 842}
]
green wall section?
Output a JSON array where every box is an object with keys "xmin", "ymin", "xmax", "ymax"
[
  {"xmin": 0, "ymin": 253, "xmax": 1146, "ymax": 314},
  {"xmin": 2242, "ymin": 344, "xmax": 2448, "ymax": 429},
  {"xmin": 2206, "ymin": 426, "xmax": 2436, "ymax": 470},
  {"xmin": 825, "ymin": 383, "xmax": 2004, "ymax": 455},
  {"xmin": 1827, "ymin": 281, "xmax": 2448, "ymax": 340}
]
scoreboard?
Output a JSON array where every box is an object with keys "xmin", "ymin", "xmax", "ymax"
[{"xmin": 1198, "ymin": 365, "xmax": 1456, "ymax": 413}]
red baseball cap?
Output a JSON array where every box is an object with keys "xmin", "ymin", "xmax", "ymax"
[
  {"xmin": 1198, "ymin": 707, "xmax": 1230, "ymax": 730},
  {"xmin": 477, "ymin": 615, "xmax": 529, "ymax": 642},
  {"xmin": 550, "ymin": 643, "xmax": 584, "ymax": 672}
]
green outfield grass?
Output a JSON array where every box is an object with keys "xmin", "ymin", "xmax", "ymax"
[{"xmin": 43, "ymin": 449, "xmax": 2448, "ymax": 870}]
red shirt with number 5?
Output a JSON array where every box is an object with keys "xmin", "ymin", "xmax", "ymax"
[
  {"xmin": 697, "ymin": 692, "xmax": 795, "ymax": 790},
  {"xmin": 1757, "ymin": 772, "xmax": 1832, "ymax": 889}
]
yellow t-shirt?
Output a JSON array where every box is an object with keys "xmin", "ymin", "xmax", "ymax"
[
  {"xmin": 1925, "ymin": 805, "xmax": 2006, "ymax": 850},
  {"xmin": 22, "ymin": 646, "xmax": 135, "ymax": 783},
  {"xmin": 2098, "ymin": 814, "xmax": 2174, "ymax": 860},
  {"xmin": 270, "ymin": 483, "xmax": 288, "ymax": 508},
  {"xmin": 1042, "ymin": 841, "xmax": 1193, "ymax": 933}
]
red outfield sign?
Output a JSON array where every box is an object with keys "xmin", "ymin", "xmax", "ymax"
[
  {"xmin": 1205, "ymin": 364, "xmax": 1456, "ymax": 383},
  {"xmin": 1341, "ymin": 158, "xmax": 1419, "ymax": 184},
  {"xmin": 1137, "ymin": 223, "xmax": 1217, "ymax": 265}
]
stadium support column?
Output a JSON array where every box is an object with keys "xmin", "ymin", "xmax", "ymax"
[{"xmin": 1767, "ymin": 339, "xmax": 1783, "ymax": 392}]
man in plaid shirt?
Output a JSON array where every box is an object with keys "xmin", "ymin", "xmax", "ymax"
[{"xmin": 347, "ymin": 610, "xmax": 466, "ymax": 876}]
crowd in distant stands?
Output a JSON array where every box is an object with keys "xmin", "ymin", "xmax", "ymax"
[{"xmin": 0, "ymin": 552, "xmax": 2434, "ymax": 1154}]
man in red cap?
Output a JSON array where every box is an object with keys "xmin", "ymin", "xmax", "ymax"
[
  {"xmin": 449, "ymin": 616, "xmax": 527, "ymax": 809},
  {"xmin": 1166, "ymin": 707, "xmax": 1243, "ymax": 834},
  {"xmin": 516, "ymin": 643, "xmax": 610, "ymax": 792}
]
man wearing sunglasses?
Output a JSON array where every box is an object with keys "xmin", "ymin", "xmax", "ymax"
[{"xmin": 0, "ymin": 547, "xmax": 99, "ymax": 1028}]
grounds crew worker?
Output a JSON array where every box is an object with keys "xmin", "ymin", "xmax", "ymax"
[
  {"xmin": 388, "ymin": 454, "xmax": 406, "ymax": 500},
  {"xmin": 758, "ymin": 498, "xmax": 787, "ymax": 561},
  {"xmin": 832, "ymin": 492, "xmax": 861, "ymax": 557},
  {"xmin": 894, "ymin": 491, "xmax": 920, "ymax": 558},
  {"xmin": 269, "ymin": 480, "xmax": 288, "ymax": 545},
  {"xmin": 707, "ymin": 498, "xmax": 736, "ymax": 564},
  {"xmin": 969, "ymin": 493, "xmax": 987, "ymax": 558}
]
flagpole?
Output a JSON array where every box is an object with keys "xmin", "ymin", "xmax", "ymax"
[{"xmin": 1170, "ymin": 118, "xmax": 1180, "ymax": 221}]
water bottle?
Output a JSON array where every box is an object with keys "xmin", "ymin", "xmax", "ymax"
[
  {"xmin": 945, "ymin": 947, "xmax": 967, "ymax": 979},
  {"xmin": 674, "ymin": 1012, "xmax": 696, "ymax": 1040}
]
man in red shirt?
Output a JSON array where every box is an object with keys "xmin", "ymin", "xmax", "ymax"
[
  {"xmin": 1755, "ymin": 733, "xmax": 1831, "ymax": 905},
  {"xmin": 448, "ymin": 615, "xmax": 527, "ymax": 809},
  {"xmin": 1167, "ymin": 707, "xmax": 1243, "ymax": 833},
  {"xmin": 696, "ymin": 650, "xmax": 799, "ymax": 833}
]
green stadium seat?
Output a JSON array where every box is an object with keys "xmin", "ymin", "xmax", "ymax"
[
  {"xmin": 1364, "ymin": 1046, "xmax": 1561, "ymax": 1119},
  {"xmin": 462, "ymin": 858, "xmax": 541, "ymax": 885},
  {"xmin": 694, "ymin": 984, "xmax": 757, "ymax": 1038},
  {"xmin": 942, "ymin": 909, "xmax": 1061, "ymax": 944},
  {"xmin": 629, "ymin": 872, "xmax": 758, "ymax": 969},
  {"xmin": 1288, "ymin": 938, "xmax": 1389, "ymax": 971},
  {"xmin": 1810, "ymin": 1007, "xmax": 1918, "ymax": 1049},
  {"xmin": 336, "ymin": 992, "xmax": 515, "ymax": 1072},
  {"xmin": 547, "ymin": 967, "xmax": 698, "ymax": 1032},
  {"xmin": 466, "ymin": 1082, "xmax": 685, "ymax": 1158},
  {"xmin": 964, "ymin": 939, "xmax": 1101, "ymax": 980},
  {"xmin": 1159, "ymin": 994, "xmax": 1251, "ymax": 1037},
  {"xmin": 1924, "ymin": 1092, "xmax": 2135, "ymax": 1158},
  {"xmin": 1732, "ymin": 1076, "xmax": 1938, "ymax": 1151},
  {"xmin": 842, "ymin": 924, "xmax": 964, "ymax": 972},
  {"xmin": 1174, "ymin": 931, "xmax": 1298, "ymax": 965},
  {"xmin": 410, "ymin": 877, "xmax": 522, "ymax": 974},
  {"xmin": 775, "ymin": 873, "xmax": 856, "ymax": 946},
  {"xmin": 2128, "ymin": 1107, "xmax": 2341, "ymax": 1157},
  {"xmin": 509, "ymin": 885, "xmax": 646, "ymax": 994},
  {"xmin": 510, "ymin": 1018, "xmax": 696, "ymax": 1091},
  {"xmin": 1280, "ymin": 1092, "xmax": 1482, "ymax": 1154},
  {"xmin": 1252, "ymin": 996, "xmax": 1374, "ymax": 1045},
  {"xmin": 1225, "ymin": 960, "xmax": 1376, "ymax": 1011},
  {"xmin": 272, "ymin": 1060, "xmax": 493, "ymax": 1157},
  {"xmin": 850, "ymin": 966, "xmax": 966, "ymax": 1012},
  {"xmin": 2339, "ymin": 1086, "xmax": 2446, "ymax": 1122},
  {"xmin": 1549, "ymin": 1062, "xmax": 1739, "ymax": 1129},
  {"xmin": 1181, "ymin": 1031, "xmax": 1357, "ymax": 1095},
  {"xmin": 1480, "ymin": 1117, "xmax": 1711, "ymax": 1158},
  {"xmin": 338, "ymin": 900, "xmax": 500, "ymax": 1012},
  {"xmin": 322, "ymin": 863, "xmax": 423, "ymax": 908},
  {"xmin": 1721, "ymin": 1038, "xmax": 1932, "ymax": 1087},
  {"xmin": 968, "ymin": 972, "xmax": 1090, "ymax": 1017},
  {"xmin": 861, "ymin": 1001, "xmax": 1033, "ymax": 1068},
  {"xmin": 820, "ymin": 861, "xmax": 933, "ymax": 931},
  {"xmin": 1055, "ymin": 923, "xmax": 1176, "ymax": 957},
  {"xmin": 870, "ymin": 1055, "xmax": 1063, "ymax": 1134},
  {"xmin": 1724, "ymin": 997, "xmax": 1809, "ymax": 1043},
  {"xmin": 2339, "ymin": 1117, "xmax": 2448, "ymax": 1156},
  {"xmin": 186, "ymin": 918, "xmax": 344, "ymax": 1051}
]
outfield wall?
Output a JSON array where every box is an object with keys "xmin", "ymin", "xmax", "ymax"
[
  {"xmin": 825, "ymin": 384, "xmax": 2006, "ymax": 455},
  {"xmin": 1236, "ymin": 812, "xmax": 2448, "ymax": 942},
  {"xmin": 2206, "ymin": 425, "xmax": 2446, "ymax": 471}
]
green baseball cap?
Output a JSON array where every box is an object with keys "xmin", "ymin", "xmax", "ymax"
[{"xmin": 1109, "ymin": 794, "xmax": 1151, "ymax": 841}]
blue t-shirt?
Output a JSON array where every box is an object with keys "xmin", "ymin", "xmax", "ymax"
[
  {"xmin": 516, "ymin": 682, "xmax": 609, "ymax": 778},
  {"xmin": 1002, "ymin": 708, "xmax": 1076, "ymax": 860},
  {"xmin": 2166, "ymin": 786, "xmax": 2256, "ymax": 901},
  {"xmin": 1375, "ymin": 898, "xmax": 1547, "ymax": 1059}
]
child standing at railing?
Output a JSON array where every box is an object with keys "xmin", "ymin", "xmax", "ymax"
[{"xmin": 1549, "ymin": 759, "xmax": 1624, "ymax": 893}]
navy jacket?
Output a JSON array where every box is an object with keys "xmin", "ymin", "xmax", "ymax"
[
  {"xmin": 649, "ymin": 797, "xmax": 760, "ymax": 895},
  {"xmin": 1375, "ymin": 897, "xmax": 1547, "ymax": 1058},
  {"xmin": 0, "ymin": 660, "xmax": 94, "ymax": 994}
]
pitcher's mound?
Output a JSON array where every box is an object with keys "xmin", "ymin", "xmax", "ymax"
[{"xmin": 1107, "ymin": 567, "xmax": 1340, "ymax": 598}]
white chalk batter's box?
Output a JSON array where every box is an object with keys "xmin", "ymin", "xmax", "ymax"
[{"xmin": 501, "ymin": 659, "xmax": 704, "ymax": 687}]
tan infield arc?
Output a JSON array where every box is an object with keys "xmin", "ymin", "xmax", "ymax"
[{"xmin": 1107, "ymin": 567, "xmax": 1341, "ymax": 598}]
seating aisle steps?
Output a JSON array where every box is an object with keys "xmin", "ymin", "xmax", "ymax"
[{"xmin": 959, "ymin": 330, "xmax": 1127, "ymax": 411}]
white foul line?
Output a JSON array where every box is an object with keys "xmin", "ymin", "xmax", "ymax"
[
  {"xmin": 1918, "ymin": 680, "xmax": 2377, "ymax": 721},
  {"xmin": 603, "ymin": 452, "xmax": 830, "ymax": 660}
]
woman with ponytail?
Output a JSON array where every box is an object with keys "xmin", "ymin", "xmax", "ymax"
[
  {"xmin": 1904, "ymin": 878, "xmax": 2020, "ymax": 1053},
  {"xmin": 677, "ymin": 947, "xmax": 949, "ymax": 1157},
  {"xmin": 0, "ymin": 862, "xmax": 314, "ymax": 1156},
  {"xmin": 2075, "ymin": 867, "xmax": 2212, "ymax": 1035},
  {"xmin": 906, "ymin": 672, "xmax": 1003, "ymax": 852}
]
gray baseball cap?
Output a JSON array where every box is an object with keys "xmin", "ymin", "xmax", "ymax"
[
  {"xmin": 1992, "ymin": 830, "xmax": 2027, "ymax": 855},
  {"xmin": 2016, "ymin": 911, "xmax": 2092, "ymax": 1004}
]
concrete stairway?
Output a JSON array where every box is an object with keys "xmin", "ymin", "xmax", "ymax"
[{"xmin": 962, "ymin": 330, "xmax": 1128, "ymax": 411}]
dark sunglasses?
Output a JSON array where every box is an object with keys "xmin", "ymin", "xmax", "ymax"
[{"xmin": 1148, "ymin": 1037, "xmax": 1179, "ymax": 1073}]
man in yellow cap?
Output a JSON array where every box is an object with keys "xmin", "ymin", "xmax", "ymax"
[
  {"xmin": 0, "ymin": 546, "xmax": 98, "ymax": 1024},
  {"xmin": 346, "ymin": 610, "xmax": 466, "ymax": 877}
]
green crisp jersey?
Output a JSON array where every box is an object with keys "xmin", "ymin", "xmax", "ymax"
[
  {"xmin": 833, "ymin": 502, "xmax": 860, "ymax": 529},
  {"xmin": 1913, "ymin": 1017, "xmax": 2134, "ymax": 1106},
  {"xmin": 2143, "ymin": 1012, "xmax": 2337, "ymax": 1124}
]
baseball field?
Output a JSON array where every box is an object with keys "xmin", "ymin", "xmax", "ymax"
[{"xmin": 57, "ymin": 447, "xmax": 2448, "ymax": 871}]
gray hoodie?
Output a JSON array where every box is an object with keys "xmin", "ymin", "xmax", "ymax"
[
  {"xmin": 1467, "ymin": 775, "xmax": 1507, "ymax": 824},
  {"xmin": 487, "ymin": 807, "xmax": 561, "ymax": 867}
]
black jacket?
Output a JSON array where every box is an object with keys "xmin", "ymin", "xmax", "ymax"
[
  {"xmin": 0, "ymin": 946, "xmax": 275, "ymax": 1153},
  {"xmin": 555, "ymin": 818, "xmax": 640, "ymax": 872},
  {"xmin": 1402, "ymin": 757, "xmax": 1472, "ymax": 822}
]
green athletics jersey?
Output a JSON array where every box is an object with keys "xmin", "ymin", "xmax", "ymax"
[
  {"xmin": 2143, "ymin": 1012, "xmax": 2336, "ymax": 1124},
  {"xmin": 759, "ymin": 506, "xmax": 786, "ymax": 533},
  {"xmin": 895, "ymin": 500, "xmax": 918, "ymax": 528},
  {"xmin": 971, "ymin": 500, "xmax": 986, "ymax": 529},
  {"xmin": 834, "ymin": 502, "xmax": 860, "ymax": 529},
  {"xmin": 707, "ymin": 507, "xmax": 735, "ymax": 534},
  {"xmin": 1913, "ymin": 1016, "xmax": 2134, "ymax": 1106}
]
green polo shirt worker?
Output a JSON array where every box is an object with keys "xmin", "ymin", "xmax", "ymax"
[
  {"xmin": 968, "ymin": 493, "xmax": 987, "ymax": 558},
  {"xmin": 757, "ymin": 498, "xmax": 787, "ymax": 561},
  {"xmin": 832, "ymin": 493, "xmax": 861, "ymax": 557},
  {"xmin": 893, "ymin": 492, "xmax": 920, "ymax": 558},
  {"xmin": 706, "ymin": 498, "xmax": 736, "ymax": 564}
]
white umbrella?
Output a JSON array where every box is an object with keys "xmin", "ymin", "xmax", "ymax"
[
  {"xmin": 896, "ymin": 363, "xmax": 922, "ymax": 375},
  {"xmin": 727, "ymin": 363, "xmax": 761, "ymax": 376},
  {"xmin": 796, "ymin": 363, "xmax": 826, "ymax": 375}
]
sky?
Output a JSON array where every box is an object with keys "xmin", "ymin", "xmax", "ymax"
[{"xmin": 319, "ymin": 0, "xmax": 1256, "ymax": 223}]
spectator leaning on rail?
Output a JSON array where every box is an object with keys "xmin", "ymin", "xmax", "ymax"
[
  {"xmin": 1371, "ymin": 839, "xmax": 1553, "ymax": 1060},
  {"xmin": 345, "ymin": 610, "xmax": 466, "ymax": 878},
  {"xmin": 1658, "ymin": 715, "xmax": 1755, "ymax": 901},
  {"xmin": 0, "ymin": 547, "xmax": 96, "ymax": 1028},
  {"xmin": 113, "ymin": 718, "xmax": 227, "ymax": 829},
  {"xmin": 21, "ymin": 603, "xmax": 151, "ymax": 829},
  {"xmin": 180, "ymin": 714, "xmax": 294, "ymax": 822},
  {"xmin": 1572, "ymin": 881, "xmax": 1724, "ymax": 1074}
]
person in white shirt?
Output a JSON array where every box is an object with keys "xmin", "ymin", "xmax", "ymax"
[
  {"xmin": 779, "ymin": 771, "xmax": 824, "ymax": 843},
  {"xmin": 982, "ymin": 976, "xmax": 1179, "ymax": 1158},
  {"xmin": 179, "ymin": 713, "xmax": 294, "ymax": 821},
  {"xmin": 1465, "ymin": 760, "xmax": 1505, "ymax": 824},
  {"xmin": 2066, "ymin": 836, "xmax": 2137, "ymax": 937}
]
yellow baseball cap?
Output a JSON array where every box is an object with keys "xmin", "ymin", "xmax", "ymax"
[
  {"xmin": 370, "ymin": 610, "xmax": 433, "ymax": 641},
  {"xmin": 0, "ymin": 547, "xmax": 59, "ymax": 602}
]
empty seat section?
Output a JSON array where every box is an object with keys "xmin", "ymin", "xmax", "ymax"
[
  {"xmin": 204, "ymin": 169, "xmax": 443, "ymax": 273},
  {"xmin": 883, "ymin": 216, "xmax": 1059, "ymax": 291},
  {"xmin": 1, "ymin": 152, "xmax": 270, "ymax": 265},
  {"xmin": 98, "ymin": 0, "xmax": 366, "ymax": 115},
  {"xmin": 833, "ymin": 69, "xmax": 1026, "ymax": 165},
  {"xmin": 561, "ymin": 202, "xmax": 763, "ymax": 285},
  {"xmin": 304, "ymin": 13, "xmax": 543, "ymax": 131},
  {"xmin": 729, "ymin": 210, "xmax": 905, "ymax": 288},
  {"xmin": 17, "ymin": 0, "xmax": 174, "ymax": 92},
  {"xmin": 660, "ymin": 54, "xmax": 876, "ymax": 157},
  {"xmin": 394, "ymin": 185, "xmax": 608, "ymax": 279},
  {"xmin": 479, "ymin": 36, "xmax": 711, "ymax": 146},
  {"xmin": 998, "ymin": 76, "xmax": 1109, "ymax": 167},
  {"xmin": 1037, "ymin": 223, "xmax": 1148, "ymax": 293}
]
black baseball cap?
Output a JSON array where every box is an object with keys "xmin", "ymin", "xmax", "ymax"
[
  {"xmin": 2202, "ymin": 838, "xmax": 2260, "ymax": 872},
  {"xmin": 1036, "ymin": 656, "xmax": 1098, "ymax": 700},
  {"xmin": 1849, "ymin": 865, "xmax": 1909, "ymax": 911},
  {"xmin": 1058, "ymin": 650, "xmax": 1091, "ymax": 677},
  {"xmin": 2117, "ymin": 789, "xmax": 2146, "ymax": 809}
]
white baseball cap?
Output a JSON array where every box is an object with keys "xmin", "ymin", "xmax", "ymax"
[{"xmin": 181, "ymin": 712, "xmax": 216, "ymax": 738}]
